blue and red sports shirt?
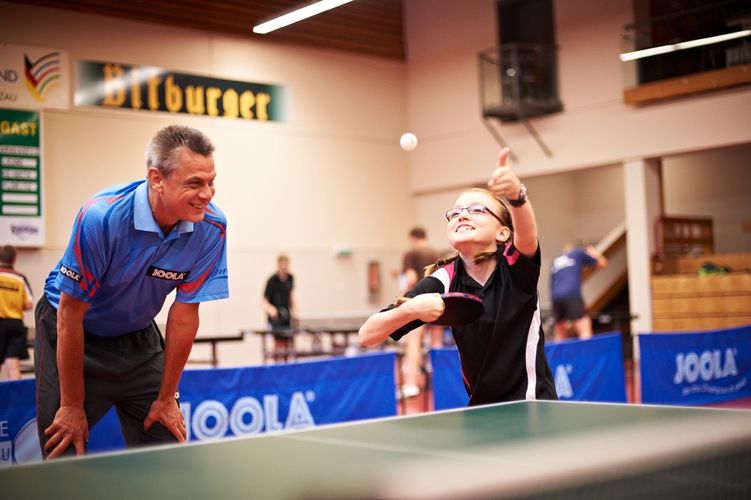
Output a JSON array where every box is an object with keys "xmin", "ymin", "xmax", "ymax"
[{"xmin": 44, "ymin": 180, "xmax": 228, "ymax": 337}]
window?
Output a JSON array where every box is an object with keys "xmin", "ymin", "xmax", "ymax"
[{"xmin": 625, "ymin": 0, "xmax": 751, "ymax": 84}]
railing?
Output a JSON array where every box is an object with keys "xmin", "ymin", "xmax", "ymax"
[{"xmin": 620, "ymin": 0, "xmax": 751, "ymax": 104}]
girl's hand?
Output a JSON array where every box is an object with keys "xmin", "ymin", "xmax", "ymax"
[
  {"xmin": 402, "ymin": 293, "xmax": 445, "ymax": 323},
  {"xmin": 487, "ymin": 148, "xmax": 521, "ymax": 200}
]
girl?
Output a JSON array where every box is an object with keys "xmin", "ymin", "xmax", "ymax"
[{"xmin": 359, "ymin": 148, "xmax": 556, "ymax": 405}]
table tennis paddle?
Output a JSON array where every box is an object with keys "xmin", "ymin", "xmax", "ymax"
[{"xmin": 395, "ymin": 292, "xmax": 484, "ymax": 326}]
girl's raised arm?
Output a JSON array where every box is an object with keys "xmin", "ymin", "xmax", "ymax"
[{"xmin": 487, "ymin": 148, "xmax": 538, "ymax": 257}]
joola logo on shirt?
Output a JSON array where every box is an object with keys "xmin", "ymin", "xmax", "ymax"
[
  {"xmin": 59, "ymin": 265, "xmax": 81, "ymax": 282},
  {"xmin": 148, "ymin": 266, "xmax": 189, "ymax": 281}
]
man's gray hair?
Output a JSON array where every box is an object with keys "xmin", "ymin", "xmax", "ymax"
[{"xmin": 145, "ymin": 125, "xmax": 215, "ymax": 176}]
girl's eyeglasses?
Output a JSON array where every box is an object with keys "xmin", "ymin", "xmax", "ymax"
[{"xmin": 445, "ymin": 203, "xmax": 504, "ymax": 224}]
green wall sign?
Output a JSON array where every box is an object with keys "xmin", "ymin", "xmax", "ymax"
[{"xmin": 0, "ymin": 108, "xmax": 44, "ymax": 246}]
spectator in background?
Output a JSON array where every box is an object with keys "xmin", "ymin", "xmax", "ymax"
[
  {"xmin": 0, "ymin": 245, "xmax": 34, "ymax": 380},
  {"xmin": 550, "ymin": 243, "xmax": 608, "ymax": 341},
  {"xmin": 399, "ymin": 227, "xmax": 440, "ymax": 399},
  {"xmin": 261, "ymin": 254, "xmax": 298, "ymax": 361}
]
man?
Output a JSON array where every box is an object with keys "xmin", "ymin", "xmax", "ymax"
[
  {"xmin": 399, "ymin": 227, "xmax": 439, "ymax": 399},
  {"xmin": 260, "ymin": 254, "xmax": 298, "ymax": 361},
  {"xmin": 550, "ymin": 243, "xmax": 607, "ymax": 341},
  {"xmin": 0, "ymin": 245, "xmax": 33, "ymax": 380},
  {"xmin": 35, "ymin": 125, "xmax": 228, "ymax": 458}
]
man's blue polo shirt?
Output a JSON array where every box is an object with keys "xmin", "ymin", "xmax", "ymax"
[{"xmin": 44, "ymin": 180, "xmax": 228, "ymax": 337}]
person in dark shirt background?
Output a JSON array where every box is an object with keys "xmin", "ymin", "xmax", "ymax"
[
  {"xmin": 261, "ymin": 254, "xmax": 298, "ymax": 360},
  {"xmin": 398, "ymin": 227, "xmax": 440, "ymax": 399}
]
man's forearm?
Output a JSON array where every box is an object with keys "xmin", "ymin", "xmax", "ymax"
[
  {"xmin": 56, "ymin": 295, "xmax": 89, "ymax": 408},
  {"xmin": 57, "ymin": 323, "xmax": 85, "ymax": 407},
  {"xmin": 159, "ymin": 302, "xmax": 199, "ymax": 400}
]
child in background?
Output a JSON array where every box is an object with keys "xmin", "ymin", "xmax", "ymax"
[{"xmin": 359, "ymin": 149, "xmax": 556, "ymax": 405}]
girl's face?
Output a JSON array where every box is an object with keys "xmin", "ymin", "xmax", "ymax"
[{"xmin": 446, "ymin": 190, "xmax": 510, "ymax": 252}]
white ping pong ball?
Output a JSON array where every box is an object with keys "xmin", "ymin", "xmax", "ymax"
[{"xmin": 400, "ymin": 132, "xmax": 418, "ymax": 151}]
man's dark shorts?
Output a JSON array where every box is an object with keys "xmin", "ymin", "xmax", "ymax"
[
  {"xmin": 552, "ymin": 296, "xmax": 586, "ymax": 322},
  {"xmin": 34, "ymin": 295, "xmax": 178, "ymax": 458}
]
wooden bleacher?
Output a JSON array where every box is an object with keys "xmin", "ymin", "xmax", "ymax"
[
  {"xmin": 651, "ymin": 253, "xmax": 751, "ymax": 332},
  {"xmin": 674, "ymin": 253, "xmax": 751, "ymax": 274}
]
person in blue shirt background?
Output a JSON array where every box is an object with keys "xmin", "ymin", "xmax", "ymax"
[
  {"xmin": 550, "ymin": 243, "xmax": 607, "ymax": 341},
  {"xmin": 34, "ymin": 125, "xmax": 229, "ymax": 458}
]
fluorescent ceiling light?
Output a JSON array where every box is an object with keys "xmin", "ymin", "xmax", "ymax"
[
  {"xmin": 253, "ymin": 0, "xmax": 354, "ymax": 34},
  {"xmin": 619, "ymin": 29, "xmax": 751, "ymax": 62}
]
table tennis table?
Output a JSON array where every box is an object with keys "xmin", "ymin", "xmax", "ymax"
[
  {"xmin": 244, "ymin": 314, "xmax": 373, "ymax": 363},
  {"xmin": 4, "ymin": 400, "xmax": 750, "ymax": 499}
]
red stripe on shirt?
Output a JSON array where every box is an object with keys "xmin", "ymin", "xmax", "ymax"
[
  {"xmin": 503, "ymin": 243, "xmax": 520, "ymax": 266},
  {"xmin": 178, "ymin": 219, "xmax": 226, "ymax": 295},
  {"xmin": 72, "ymin": 194, "xmax": 124, "ymax": 297},
  {"xmin": 444, "ymin": 261, "xmax": 456, "ymax": 286}
]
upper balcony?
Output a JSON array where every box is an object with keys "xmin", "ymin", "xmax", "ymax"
[{"xmin": 621, "ymin": 0, "xmax": 751, "ymax": 105}]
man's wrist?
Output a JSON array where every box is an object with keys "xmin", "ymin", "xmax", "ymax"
[
  {"xmin": 59, "ymin": 402, "xmax": 85, "ymax": 410},
  {"xmin": 59, "ymin": 389, "xmax": 85, "ymax": 407},
  {"xmin": 156, "ymin": 391, "xmax": 180, "ymax": 403}
]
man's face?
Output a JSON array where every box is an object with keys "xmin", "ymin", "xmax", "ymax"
[
  {"xmin": 278, "ymin": 259, "xmax": 289, "ymax": 274},
  {"xmin": 151, "ymin": 149, "xmax": 216, "ymax": 226}
]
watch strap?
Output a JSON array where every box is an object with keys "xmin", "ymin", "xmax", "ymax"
[{"xmin": 507, "ymin": 183, "xmax": 528, "ymax": 207}]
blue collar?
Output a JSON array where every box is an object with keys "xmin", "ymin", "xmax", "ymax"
[{"xmin": 133, "ymin": 181, "xmax": 194, "ymax": 238}]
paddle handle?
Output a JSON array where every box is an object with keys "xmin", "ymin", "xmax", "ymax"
[{"xmin": 394, "ymin": 296, "xmax": 410, "ymax": 306}]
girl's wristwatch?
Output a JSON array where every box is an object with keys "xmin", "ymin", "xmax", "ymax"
[{"xmin": 507, "ymin": 183, "xmax": 528, "ymax": 207}]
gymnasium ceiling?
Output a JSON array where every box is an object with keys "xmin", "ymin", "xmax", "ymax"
[{"xmin": 8, "ymin": 0, "xmax": 405, "ymax": 60}]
